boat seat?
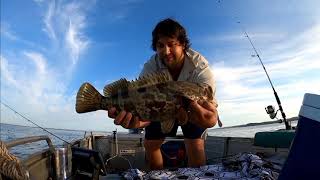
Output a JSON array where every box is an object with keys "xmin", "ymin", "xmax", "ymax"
[
  {"xmin": 71, "ymin": 147, "xmax": 107, "ymax": 179},
  {"xmin": 253, "ymin": 130, "xmax": 295, "ymax": 149},
  {"xmin": 278, "ymin": 93, "xmax": 320, "ymax": 180}
]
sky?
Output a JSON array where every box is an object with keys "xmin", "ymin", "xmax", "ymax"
[{"xmin": 1, "ymin": 0, "xmax": 319, "ymax": 132}]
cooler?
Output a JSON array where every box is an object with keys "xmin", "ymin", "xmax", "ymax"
[{"xmin": 279, "ymin": 93, "xmax": 320, "ymax": 179}]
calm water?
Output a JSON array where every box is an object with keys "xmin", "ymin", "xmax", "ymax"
[
  {"xmin": 0, "ymin": 123, "xmax": 109, "ymax": 159},
  {"xmin": 207, "ymin": 121, "xmax": 297, "ymax": 138},
  {"xmin": 1, "ymin": 121, "xmax": 297, "ymax": 159}
]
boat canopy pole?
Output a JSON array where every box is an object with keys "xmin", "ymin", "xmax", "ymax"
[{"xmin": 238, "ymin": 22, "xmax": 291, "ymax": 130}]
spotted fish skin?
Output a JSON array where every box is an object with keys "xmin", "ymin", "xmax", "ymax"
[
  {"xmin": 75, "ymin": 71, "xmax": 213, "ymax": 133},
  {"xmin": 125, "ymin": 81, "xmax": 213, "ymax": 122}
]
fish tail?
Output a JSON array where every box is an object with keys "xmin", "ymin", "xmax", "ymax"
[{"xmin": 75, "ymin": 82, "xmax": 107, "ymax": 113}]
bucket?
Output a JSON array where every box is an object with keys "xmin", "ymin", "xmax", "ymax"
[
  {"xmin": 55, "ymin": 147, "xmax": 71, "ymax": 180},
  {"xmin": 161, "ymin": 141, "xmax": 187, "ymax": 168}
]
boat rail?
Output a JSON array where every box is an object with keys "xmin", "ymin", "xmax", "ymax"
[
  {"xmin": 5, "ymin": 135, "xmax": 54, "ymax": 153},
  {"xmin": 1, "ymin": 136, "xmax": 56, "ymax": 180}
]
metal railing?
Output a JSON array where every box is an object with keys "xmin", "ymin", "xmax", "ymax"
[{"xmin": 5, "ymin": 135, "xmax": 55, "ymax": 153}]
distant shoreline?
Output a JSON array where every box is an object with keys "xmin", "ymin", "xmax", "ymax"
[
  {"xmin": 1, "ymin": 122, "xmax": 30, "ymax": 128},
  {"xmin": 215, "ymin": 116, "xmax": 298, "ymax": 130}
]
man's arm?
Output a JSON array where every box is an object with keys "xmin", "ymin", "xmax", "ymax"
[
  {"xmin": 175, "ymin": 99, "xmax": 218, "ymax": 129},
  {"xmin": 188, "ymin": 100, "xmax": 218, "ymax": 128},
  {"xmin": 192, "ymin": 62, "xmax": 219, "ymax": 128}
]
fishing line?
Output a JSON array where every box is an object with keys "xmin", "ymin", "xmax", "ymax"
[{"xmin": 1, "ymin": 101, "xmax": 71, "ymax": 144}]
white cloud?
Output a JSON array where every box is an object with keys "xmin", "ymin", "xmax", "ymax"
[
  {"xmin": 43, "ymin": 1, "xmax": 56, "ymax": 40},
  {"xmin": 0, "ymin": 23, "xmax": 19, "ymax": 41},
  {"xmin": 24, "ymin": 52, "xmax": 47, "ymax": 76},
  {"xmin": 96, "ymin": 0, "xmax": 143, "ymax": 22},
  {"xmin": 0, "ymin": 1, "xmax": 109, "ymax": 131},
  {"xmin": 1, "ymin": 52, "xmax": 118, "ymax": 131},
  {"xmin": 213, "ymin": 23, "xmax": 320, "ymax": 127},
  {"xmin": 41, "ymin": 1, "xmax": 91, "ymax": 66},
  {"xmin": 0, "ymin": 56, "xmax": 19, "ymax": 88},
  {"xmin": 66, "ymin": 20, "xmax": 89, "ymax": 65}
]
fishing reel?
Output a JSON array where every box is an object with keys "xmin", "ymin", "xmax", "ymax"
[{"xmin": 265, "ymin": 105, "xmax": 279, "ymax": 119}]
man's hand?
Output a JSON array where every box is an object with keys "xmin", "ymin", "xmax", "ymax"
[
  {"xmin": 187, "ymin": 100, "xmax": 218, "ymax": 128},
  {"xmin": 175, "ymin": 107, "xmax": 189, "ymax": 125},
  {"xmin": 108, "ymin": 107, "xmax": 151, "ymax": 129}
]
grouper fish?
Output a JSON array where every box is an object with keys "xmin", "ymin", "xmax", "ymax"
[{"xmin": 75, "ymin": 71, "xmax": 214, "ymax": 133}]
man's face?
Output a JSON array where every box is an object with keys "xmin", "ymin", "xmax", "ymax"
[{"xmin": 156, "ymin": 36, "xmax": 185, "ymax": 70}]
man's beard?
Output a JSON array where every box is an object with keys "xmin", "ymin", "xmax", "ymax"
[{"xmin": 161, "ymin": 54, "xmax": 184, "ymax": 70}]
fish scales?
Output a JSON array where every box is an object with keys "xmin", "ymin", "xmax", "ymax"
[{"xmin": 75, "ymin": 71, "xmax": 213, "ymax": 133}]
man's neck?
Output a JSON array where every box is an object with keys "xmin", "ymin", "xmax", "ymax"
[{"xmin": 168, "ymin": 57, "xmax": 185, "ymax": 81}]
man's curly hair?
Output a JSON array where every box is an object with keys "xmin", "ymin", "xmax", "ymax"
[{"xmin": 152, "ymin": 18, "xmax": 191, "ymax": 51}]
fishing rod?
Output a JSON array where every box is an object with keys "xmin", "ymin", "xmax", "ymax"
[
  {"xmin": 237, "ymin": 22, "xmax": 292, "ymax": 130},
  {"xmin": 1, "ymin": 101, "xmax": 71, "ymax": 144}
]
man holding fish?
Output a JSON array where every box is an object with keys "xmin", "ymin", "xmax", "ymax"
[{"xmin": 108, "ymin": 18, "xmax": 219, "ymax": 170}]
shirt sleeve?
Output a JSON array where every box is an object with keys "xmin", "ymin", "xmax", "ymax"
[
  {"xmin": 195, "ymin": 66, "xmax": 217, "ymax": 105},
  {"xmin": 139, "ymin": 57, "xmax": 158, "ymax": 78}
]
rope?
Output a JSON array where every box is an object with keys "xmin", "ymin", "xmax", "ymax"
[{"xmin": 0, "ymin": 141, "xmax": 29, "ymax": 180}]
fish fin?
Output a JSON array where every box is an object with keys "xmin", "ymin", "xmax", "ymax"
[
  {"xmin": 129, "ymin": 71, "xmax": 172, "ymax": 89},
  {"xmin": 103, "ymin": 78, "xmax": 129, "ymax": 97},
  {"xmin": 76, "ymin": 83, "xmax": 105, "ymax": 113},
  {"xmin": 160, "ymin": 120, "xmax": 175, "ymax": 134}
]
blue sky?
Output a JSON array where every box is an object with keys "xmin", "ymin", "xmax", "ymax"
[{"xmin": 1, "ymin": 0, "xmax": 319, "ymax": 132}]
